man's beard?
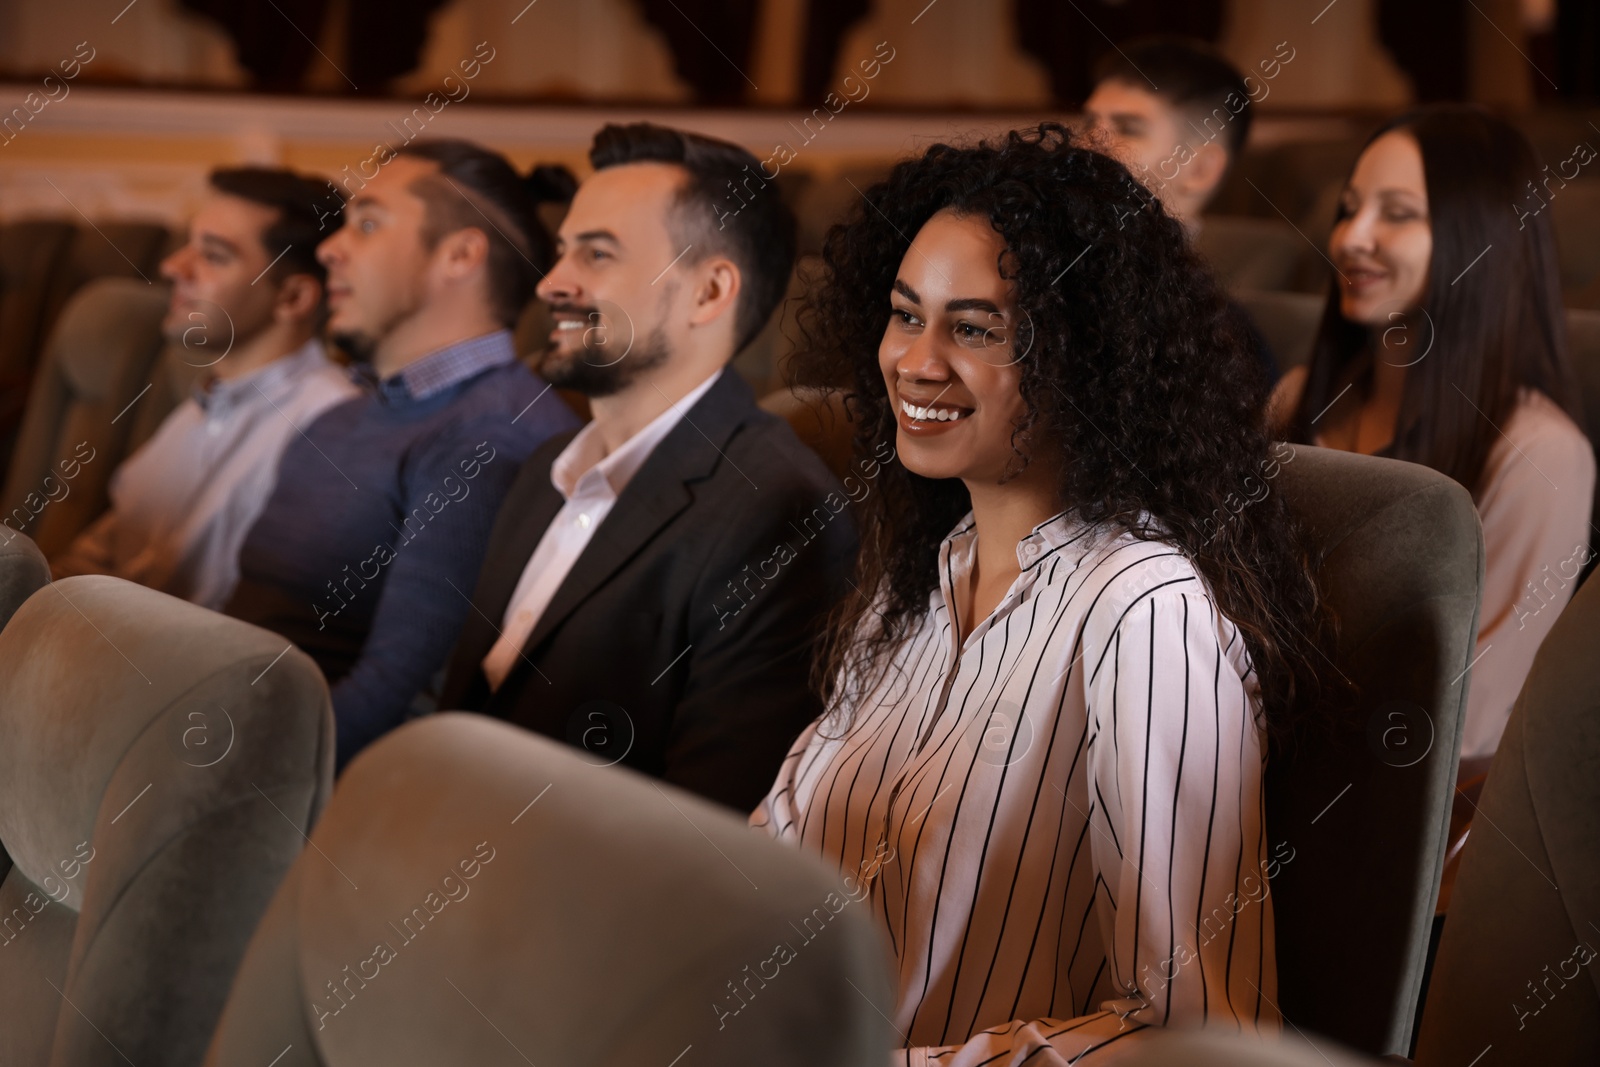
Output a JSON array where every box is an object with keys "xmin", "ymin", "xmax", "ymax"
[
  {"xmin": 329, "ymin": 328, "xmax": 378, "ymax": 366},
  {"xmin": 538, "ymin": 304, "xmax": 671, "ymax": 397}
]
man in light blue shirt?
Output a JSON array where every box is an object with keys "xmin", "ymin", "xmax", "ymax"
[{"xmin": 52, "ymin": 168, "xmax": 357, "ymax": 609}]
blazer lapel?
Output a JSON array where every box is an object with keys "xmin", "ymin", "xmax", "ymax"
[
  {"xmin": 500, "ymin": 369, "xmax": 758, "ymax": 682},
  {"xmin": 477, "ymin": 482, "xmax": 567, "ymax": 629},
  {"xmin": 445, "ymin": 459, "xmax": 570, "ymax": 710}
]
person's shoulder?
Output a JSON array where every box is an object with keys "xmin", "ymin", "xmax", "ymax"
[
  {"xmin": 686, "ymin": 414, "xmax": 859, "ymax": 562},
  {"xmin": 1503, "ymin": 389, "xmax": 1591, "ymax": 445},
  {"xmin": 454, "ymin": 359, "xmax": 541, "ymax": 412},
  {"xmin": 280, "ymin": 386, "xmax": 366, "ymax": 451},
  {"xmin": 1078, "ymin": 528, "xmax": 1205, "ymax": 594},
  {"xmin": 285, "ymin": 360, "xmax": 362, "ymax": 415},
  {"xmin": 1491, "ymin": 389, "xmax": 1596, "ymax": 483},
  {"xmin": 439, "ymin": 364, "xmax": 580, "ymax": 448},
  {"xmin": 1077, "ymin": 529, "xmax": 1209, "ymax": 639},
  {"xmin": 725, "ymin": 399, "xmax": 844, "ymax": 495}
]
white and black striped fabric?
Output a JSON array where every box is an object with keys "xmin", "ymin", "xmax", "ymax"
[{"xmin": 753, "ymin": 511, "xmax": 1280, "ymax": 1065}]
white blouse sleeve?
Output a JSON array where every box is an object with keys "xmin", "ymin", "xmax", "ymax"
[{"xmin": 1083, "ymin": 589, "xmax": 1278, "ymax": 1032}]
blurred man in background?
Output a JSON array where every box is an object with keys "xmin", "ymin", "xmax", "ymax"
[
  {"xmin": 225, "ymin": 140, "xmax": 579, "ymax": 769},
  {"xmin": 52, "ymin": 167, "xmax": 357, "ymax": 608},
  {"xmin": 1084, "ymin": 36, "xmax": 1281, "ymax": 381}
]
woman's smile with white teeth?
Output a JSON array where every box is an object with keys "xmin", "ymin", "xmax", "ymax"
[{"xmin": 900, "ymin": 398, "xmax": 970, "ymax": 422}]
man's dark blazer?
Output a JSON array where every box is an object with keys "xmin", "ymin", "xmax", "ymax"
[{"xmin": 440, "ymin": 369, "xmax": 858, "ymax": 812}]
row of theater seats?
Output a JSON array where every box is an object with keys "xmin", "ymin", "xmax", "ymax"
[
  {"xmin": 9, "ymin": 269, "xmax": 1600, "ymax": 588},
  {"xmin": 779, "ymin": 156, "xmax": 1600, "ymax": 303},
  {"xmin": 0, "ymin": 221, "xmax": 173, "ymax": 478},
  {"xmin": 5, "ymin": 146, "xmax": 1600, "ymax": 466},
  {"xmin": 0, "ymin": 551, "xmax": 893, "ymax": 1066},
  {"xmin": 0, "ymin": 416, "xmax": 1593, "ymax": 1063},
  {"xmin": 1201, "ymin": 112, "xmax": 1600, "ymax": 305},
  {"xmin": 3, "ymin": 157, "xmax": 1600, "ymax": 482}
]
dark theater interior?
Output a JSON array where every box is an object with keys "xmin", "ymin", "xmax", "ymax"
[{"xmin": 0, "ymin": 1, "xmax": 1598, "ymax": 1064}]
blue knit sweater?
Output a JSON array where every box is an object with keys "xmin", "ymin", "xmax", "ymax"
[{"xmin": 225, "ymin": 338, "xmax": 578, "ymax": 767}]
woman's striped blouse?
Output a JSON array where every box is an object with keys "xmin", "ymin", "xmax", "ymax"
[{"xmin": 752, "ymin": 511, "xmax": 1281, "ymax": 1065}]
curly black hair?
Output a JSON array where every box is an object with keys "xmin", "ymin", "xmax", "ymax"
[{"xmin": 793, "ymin": 122, "xmax": 1334, "ymax": 745}]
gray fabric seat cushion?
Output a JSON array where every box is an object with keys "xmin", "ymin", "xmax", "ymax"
[
  {"xmin": 0, "ymin": 528, "xmax": 48, "ymax": 631},
  {"xmin": 0, "ymin": 279, "xmax": 169, "ymax": 557},
  {"xmin": 1414, "ymin": 560, "xmax": 1600, "ymax": 1065},
  {"xmin": 1270, "ymin": 445, "xmax": 1483, "ymax": 1055},
  {"xmin": 0, "ymin": 575, "xmax": 332, "ymax": 1067},
  {"xmin": 206, "ymin": 713, "xmax": 895, "ymax": 1067}
]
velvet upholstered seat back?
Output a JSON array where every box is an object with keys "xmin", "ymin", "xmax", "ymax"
[
  {"xmin": 205, "ymin": 713, "xmax": 896, "ymax": 1067},
  {"xmin": 0, "ymin": 279, "xmax": 169, "ymax": 558},
  {"xmin": 1270, "ymin": 445, "xmax": 1484, "ymax": 1056},
  {"xmin": 0, "ymin": 528, "xmax": 49, "ymax": 631},
  {"xmin": 0, "ymin": 575, "xmax": 332, "ymax": 1067},
  {"xmin": 1414, "ymin": 553, "xmax": 1600, "ymax": 1064}
]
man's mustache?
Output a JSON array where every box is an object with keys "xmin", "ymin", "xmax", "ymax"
[{"xmin": 548, "ymin": 303, "xmax": 601, "ymax": 320}]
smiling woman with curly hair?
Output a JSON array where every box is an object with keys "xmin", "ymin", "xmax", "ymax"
[{"xmin": 750, "ymin": 123, "xmax": 1333, "ymax": 1064}]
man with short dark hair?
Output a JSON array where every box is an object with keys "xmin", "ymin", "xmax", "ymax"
[
  {"xmin": 225, "ymin": 140, "xmax": 579, "ymax": 768},
  {"xmin": 1084, "ymin": 36, "xmax": 1255, "ymax": 228},
  {"xmin": 1084, "ymin": 36, "xmax": 1283, "ymax": 380},
  {"xmin": 441, "ymin": 122, "xmax": 856, "ymax": 813},
  {"xmin": 53, "ymin": 167, "xmax": 358, "ymax": 609}
]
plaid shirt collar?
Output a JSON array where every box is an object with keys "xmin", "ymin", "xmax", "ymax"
[{"xmin": 364, "ymin": 330, "xmax": 518, "ymax": 404}]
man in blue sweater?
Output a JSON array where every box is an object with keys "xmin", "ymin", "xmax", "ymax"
[{"xmin": 225, "ymin": 140, "xmax": 579, "ymax": 768}]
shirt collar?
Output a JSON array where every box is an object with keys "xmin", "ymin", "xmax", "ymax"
[
  {"xmin": 940, "ymin": 508, "xmax": 1098, "ymax": 573},
  {"xmin": 370, "ymin": 330, "xmax": 517, "ymax": 404},
  {"xmin": 550, "ymin": 369, "xmax": 723, "ymax": 500},
  {"xmin": 195, "ymin": 337, "xmax": 329, "ymax": 417}
]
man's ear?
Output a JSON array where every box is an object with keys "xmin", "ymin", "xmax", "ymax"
[
  {"xmin": 437, "ymin": 226, "xmax": 492, "ymax": 281},
  {"xmin": 687, "ymin": 254, "xmax": 741, "ymax": 330},
  {"xmin": 274, "ymin": 272, "xmax": 323, "ymax": 324},
  {"xmin": 1175, "ymin": 139, "xmax": 1230, "ymax": 207}
]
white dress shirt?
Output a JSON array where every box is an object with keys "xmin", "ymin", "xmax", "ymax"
[
  {"xmin": 481, "ymin": 371, "xmax": 721, "ymax": 690},
  {"xmin": 53, "ymin": 338, "xmax": 357, "ymax": 610},
  {"xmin": 753, "ymin": 511, "xmax": 1281, "ymax": 1065}
]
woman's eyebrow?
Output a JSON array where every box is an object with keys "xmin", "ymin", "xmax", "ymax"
[
  {"xmin": 892, "ymin": 279, "xmax": 920, "ymax": 303},
  {"xmin": 945, "ymin": 297, "xmax": 1000, "ymax": 314}
]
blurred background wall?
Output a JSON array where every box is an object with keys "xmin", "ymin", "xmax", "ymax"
[{"xmin": 0, "ymin": 0, "xmax": 1593, "ymax": 226}]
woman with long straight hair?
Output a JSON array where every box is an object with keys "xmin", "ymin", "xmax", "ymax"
[
  {"xmin": 1272, "ymin": 104, "xmax": 1595, "ymax": 775},
  {"xmin": 752, "ymin": 123, "xmax": 1332, "ymax": 1064}
]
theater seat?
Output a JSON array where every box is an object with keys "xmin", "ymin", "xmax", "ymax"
[
  {"xmin": 1195, "ymin": 216, "xmax": 1310, "ymax": 294},
  {"xmin": 38, "ymin": 222, "xmax": 171, "ymax": 339},
  {"xmin": 1565, "ymin": 308, "xmax": 1600, "ymax": 580},
  {"xmin": 0, "ymin": 278, "xmax": 169, "ymax": 558},
  {"xmin": 1552, "ymin": 181, "xmax": 1600, "ymax": 297},
  {"xmin": 0, "ymin": 529, "xmax": 48, "ymax": 632},
  {"xmin": 759, "ymin": 385, "xmax": 856, "ymax": 483},
  {"xmin": 735, "ymin": 259, "xmax": 811, "ymax": 394},
  {"xmin": 0, "ymin": 221, "xmax": 76, "ymax": 419},
  {"xmin": 1413, "ymin": 559, "xmax": 1600, "ymax": 1065},
  {"xmin": 1271, "ymin": 446, "xmax": 1482, "ymax": 1056},
  {"xmin": 0, "ymin": 575, "xmax": 331, "ymax": 1067},
  {"xmin": 1236, "ymin": 289, "xmax": 1324, "ymax": 375},
  {"xmin": 1115, "ymin": 1027, "xmax": 1383, "ymax": 1066},
  {"xmin": 204, "ymin": 713, "xmax": 895, "ymax": 1067},
  {"xmin": 792, "ymin": 166, "xmax": 892, "ymax": 256}
]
